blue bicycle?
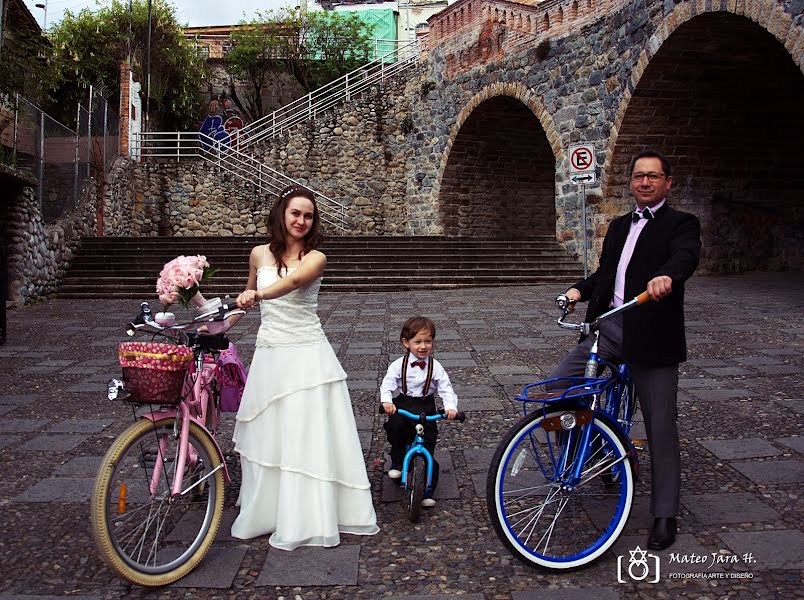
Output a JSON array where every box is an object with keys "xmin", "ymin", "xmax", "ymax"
[
  {"xmin": 380, "ymin": 407, "xmax": 465, "ymax": 522},
  {"xmin": 485, "ymin": 292, "xmax": 648, "ymax": 571}
]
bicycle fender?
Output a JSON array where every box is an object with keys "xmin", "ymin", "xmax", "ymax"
[
  {"xmin": 592, "ymin": 410, "xmax": 641, "ymax": 481},
  {"xmin": 140, "ymin": 413, "xmax": 231, "ymax": 484}
]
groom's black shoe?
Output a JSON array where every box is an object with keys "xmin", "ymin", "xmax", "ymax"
[{"xmin": 647, "ymin": 517, "xmax": 677, "ymax": 550}]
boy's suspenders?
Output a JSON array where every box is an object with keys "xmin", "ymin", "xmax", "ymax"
[{"xmin": 400, "ymin": 350, "xmax": 434, "ymax": 397}]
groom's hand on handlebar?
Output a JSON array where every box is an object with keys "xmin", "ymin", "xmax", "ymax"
[
  {"xmin": 646, "ymin": 276, "xmax": 672, "ymax": 301},
  {"xmin": 445, "ymin": 408, "xmax": 458, "ymax": 420},
  {"xmin": 382, "ymin": 402, "xmax": 396, "ymax": 415}
]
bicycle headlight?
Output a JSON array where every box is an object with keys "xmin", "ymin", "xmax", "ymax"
[{"xmin": 560, "ymin": 412, "xmax": 577, "ymax": 430}]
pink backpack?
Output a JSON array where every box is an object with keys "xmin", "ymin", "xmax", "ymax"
[{"xmin": 216, "ymin": 342, "xmax": 248, "ymax": 413}]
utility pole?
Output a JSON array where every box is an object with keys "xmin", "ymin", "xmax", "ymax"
[{"xmin": 144, "ymin": 0, "xmax": 152, "ymax": 132}]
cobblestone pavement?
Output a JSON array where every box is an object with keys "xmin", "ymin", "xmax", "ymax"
[{"xmin": 0, "ymin": 272, "xmax": 802, "ymax": 600}]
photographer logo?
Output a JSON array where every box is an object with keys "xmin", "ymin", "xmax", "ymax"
[{"xmin": 617, "ymin": 545, "xmax": 660, "ymax": 583}]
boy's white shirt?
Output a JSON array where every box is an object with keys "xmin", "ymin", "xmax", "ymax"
[{"xmin": 379, "ymin": 355, "xmax": 458, "ymax": 411}]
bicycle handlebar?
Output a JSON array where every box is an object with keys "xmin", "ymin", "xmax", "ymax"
[
  {"xmin": 125, "ymin": 299, "xmax": 246, "ymax": 337},
  {"xmin": 378, "ymin": 405, "xmax": 466, "ymax": 423},
  {"xmin": 555, "ymin": 291, "xmax": 650, "ymax": 335}
]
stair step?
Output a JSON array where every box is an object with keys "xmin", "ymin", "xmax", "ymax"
[{"xmin": 58, "ymin": 236, "xmax": 583, "ymax": 296}]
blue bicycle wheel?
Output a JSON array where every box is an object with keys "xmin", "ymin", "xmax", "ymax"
[{"xmin": 486, "ymin": 409, "xmax": 635, "ymax": 570}]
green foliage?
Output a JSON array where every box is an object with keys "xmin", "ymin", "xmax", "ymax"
[
  {"xmin": 0, "ymin": 7, "xmax": 60, "ymax": 105},
  {"xmin": 49, "ymin": 0, "xmax": 205, "ymax": 129},
  {"xmin": 225, "ymin": 9, "xmax": 372, "ymax": 122}
]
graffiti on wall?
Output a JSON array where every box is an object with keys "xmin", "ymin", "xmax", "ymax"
[{"xmin": 198, "ymin": 97, "xmax": 248, "ymax": 152}]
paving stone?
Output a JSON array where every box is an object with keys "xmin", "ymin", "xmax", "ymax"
[
  {"xmin": 14, "ymin": 478, "xmax": 94, "ymax": 502},
  {"xmin": 772, "ymin": 398, "xmax": 803, "ymax": 412},
  {"xmin": 0, "ymin": 419, "xmax": 48, "ymax": 433},
  {"xmin": 759, "ymin": 364, "xmax": 800, "ymax": 375},
  {"xmin": 470, "ymin": 471, "xmax": 487, "ymax": 498},
  {"xmin": 459, "ymin": 397, "xmax": 504, "ymax": 412},
  {"xmin": 730, "ymin": 459, "xmax": 804, "ymax": 484},
  {"xmin": 256, "ymin": 544, "xmax": 360, "ymax": 586},
  {"xmin": 758, "ymin": 348, "xmax": 799, "ymax": 356},
  {"xmin": 346, "ymin": 370, "xmax": 378, "ymax": 380},
  {"xmin": 19, "ymin": 365, "xmax": 63, "ymax": 374},
  {"xmin": 678, "ymin": 378, "xmax": 719, "ymax": 388},
  {"xmin": 381, "ymin": 469, "xmax": 460, "ymax": 502},
  {"xmin": 39, "ymin": 359, "xmax": 76, "ymax": 367},
  {"xmin": 512, "ymin": 588, "xmax": 621, "ymax": 600},
  {"xmin": 735, "ymin": 356, "xmax": 786, "ymax": 366},
  {"xmin": 0, "ymin": 405, "xmax": 18, "ymax": 417},
  {"xmin": 435, "ymin": 351, "xmax": 473, "ymax": 359},
  {"xmin": 686, "ymin": 388, "xmax": 753, "ymax": 401},
  {"xmin": 347, "ymin": 379, "xmax": 376, "ymax": 390},
  {"xmin": 354, "ymin": 413, "xmax": 374, "ymax": 431},
  {"xmin": 47, "ymin": 419, "xmax": 114, "ymax": 434},
  {"xmin": 170, "ymin": 543, "xmax": 248, "ymax": 588},
  {"xmin": 168, "ymin": 508, "xmax": 241, "ymax": 543},
  {"xmin": 488, "ymin": 365, "xmax": 535, "ymax": 375},
  {"xmin": 53, "ymin": 455, "xmax": 104, "ymax": 475},
  {"xmin": 20, "ymin": 434, "xmax": 87, "ymax": 452},
  {"xmin": 0, "ymin": 596, "xmax": 102, "ymax": 600},
  {"xmin": 776, "ymin": 436, "xmax": 804, "ymax": 454},
  {"xmin": 64, "ymin": 382, "xmax": 107, "ymax": 393},
  {"xmin": 683, "ymin": 492, "xmax": 780, "ymax": 524},
  {"xmin": 698, "ymin": 438, "xmax": 782, "ymax": 460},
  {"xmin": 389, "ymin": 595, "xmax": 485, "ymax": 600},
  {"xmin": 463, "ymin": 447, "xmax": 496, "ymax": 472},
  {"xmin": 0, "ymin": 394, "xmax": 38, "ymax": 405},
  {"xmin": 702, "ymin": 366, "xmax": 753, "ymax": 376},
  {"xmin": 346, "ymin": 347, "xmax": 380, "ymax": 355},
  {"xmin": 472, "ymin": 343, "xmax": 513, "ymax": 352},
  {"xmin": 453, "ymin": 384, "xmax": 497, "ymax": 398},
  {"xmin": 0, "ymin": 434, "xmax": 20, "ymax": 450},
  {"xmin": 60, "ymin": 366, "xmax": 103, "ymax": 375},
  {"xmin": 358, "ymin": 428, "xmax": 371, "ymax": 450},
  {"xmin": 347, "ymin": 341, "xmax": 382, "ymax": 349},
  {"xmin": 718, "ymin": 529, "xmax": 804, "ymax": 570},
  {"xmin": 436, "ymin": 359, "xmax": 477, "ymax": 368}
]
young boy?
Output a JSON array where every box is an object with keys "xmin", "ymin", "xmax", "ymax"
[{"xmin": 380, "ymin": 316, "xmax": 459, "ymax": 507}]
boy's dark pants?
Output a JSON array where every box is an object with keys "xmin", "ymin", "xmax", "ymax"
[{"xmin": 384, "ymin": 393, "xmax": 440, "ymax": 493}]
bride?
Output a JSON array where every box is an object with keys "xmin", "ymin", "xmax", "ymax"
[{"xmin": 232, "ymin": 185, "xmax": 379, "ymax": 549}]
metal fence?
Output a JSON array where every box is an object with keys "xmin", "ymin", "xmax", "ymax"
[{"xmin": 0, "ymin": 90, "xmax": 119, "ymax": 224}]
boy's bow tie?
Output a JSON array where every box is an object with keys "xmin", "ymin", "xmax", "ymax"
[{"xmin": 411, "ymin": 360, "xmax": 426, "ymax": 369}]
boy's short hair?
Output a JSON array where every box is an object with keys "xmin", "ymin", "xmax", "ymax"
[{"xmin": 401, "ymin": 316, "xmax": 436, "ymax": 341}]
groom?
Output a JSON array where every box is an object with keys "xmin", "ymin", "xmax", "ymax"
[{"xmin": 549, "ymin": 149, "xmax": 701, "ymax": 550}]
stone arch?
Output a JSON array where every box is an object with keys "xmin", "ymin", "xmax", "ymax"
[
  {"xmin": 604, "ymin": 1, "xmax": 804, "ymax": 272},
  {"xmin": 434, "ymin": 83, "xmax": 563, "ymax": 238}
]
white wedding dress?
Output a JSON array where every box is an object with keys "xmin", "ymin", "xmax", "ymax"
[{"xmin": 231, "ymin": 266, "xmax": 379, "ymax": 549}]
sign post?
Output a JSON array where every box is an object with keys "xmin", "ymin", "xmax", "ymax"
[{"xmin": 569, "ymin": 144, "xmax": 596, "ymax": 278}]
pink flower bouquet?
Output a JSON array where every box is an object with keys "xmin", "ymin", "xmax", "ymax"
[{"xmin": 156, "ymin": 255, "xmax": 218, "ymax": 309}]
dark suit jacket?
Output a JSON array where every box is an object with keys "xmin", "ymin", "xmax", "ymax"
[{"xmin": 574, "ymin": 203, "xmax": 701, "ymax": 366}]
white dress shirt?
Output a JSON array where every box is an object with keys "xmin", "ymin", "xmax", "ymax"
[
  {"xmin": 612, "ymin": 198, "xmax": 666, "ymax": 307},
  {"xmin": 379, "ymin": 355, "xmax": 459, "ymax": 411}
]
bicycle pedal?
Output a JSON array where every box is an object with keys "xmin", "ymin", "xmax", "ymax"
[{"xmin": 631, "ymin": 438, "xmax": 646, "ymax": 451}]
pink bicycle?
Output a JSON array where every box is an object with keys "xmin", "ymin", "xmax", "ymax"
[{"xmin": 90, "ymin": 300, "xmax": 244, "ymax": 586}]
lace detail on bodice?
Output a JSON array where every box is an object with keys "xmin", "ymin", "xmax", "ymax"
[{"xmin": 255, "ymin": 266, "xmax": 327, "ymax": 348}]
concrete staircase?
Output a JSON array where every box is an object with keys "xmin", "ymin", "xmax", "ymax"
[{"xmin": 58, "ymin": 236, "xmax": 583, "ymax": 298}]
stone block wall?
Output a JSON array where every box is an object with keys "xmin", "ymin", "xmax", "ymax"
[
  {"xmin": 6, "ymin": 179, "xmax": 97, "ymax": 303},
  {"xmin": 105, "ymin": 159, "xmax": 273, "ymax": 237}
]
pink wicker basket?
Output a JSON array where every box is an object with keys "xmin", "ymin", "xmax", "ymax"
[{"xmin": 118, "ymin": 341, "xmax": 193, "ymax": 404}]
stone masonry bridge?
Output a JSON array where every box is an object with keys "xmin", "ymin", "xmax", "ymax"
[
  {"xmin": 403, "ymin": 0, "xmax": 804, "ymax": 272},
  {"xmin": 114, "ymin": 0, "xmax": 804, "ymax": 275}
]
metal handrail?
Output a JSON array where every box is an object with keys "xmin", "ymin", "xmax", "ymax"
[
  {"xmin": 132, "ymin": 131, "xmax": 349, "ymax": 233},
  {"xmin": 236, "ymin": 39, "xmax": 420, "ymax": 149}
]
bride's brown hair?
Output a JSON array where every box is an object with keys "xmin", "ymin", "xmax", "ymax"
[{"xmin": 267, "ymin": 185, "xmax": 323, "ymax": 275}]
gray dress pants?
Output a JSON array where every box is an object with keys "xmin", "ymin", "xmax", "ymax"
[{"xmin": 546, "ymin": 314, "xmax": 681, "ymax": 518}]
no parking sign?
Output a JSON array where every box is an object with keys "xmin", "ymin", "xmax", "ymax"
[{"xmin": 569, "ymin": 143, "xmax": 596, "ymax": 175}]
